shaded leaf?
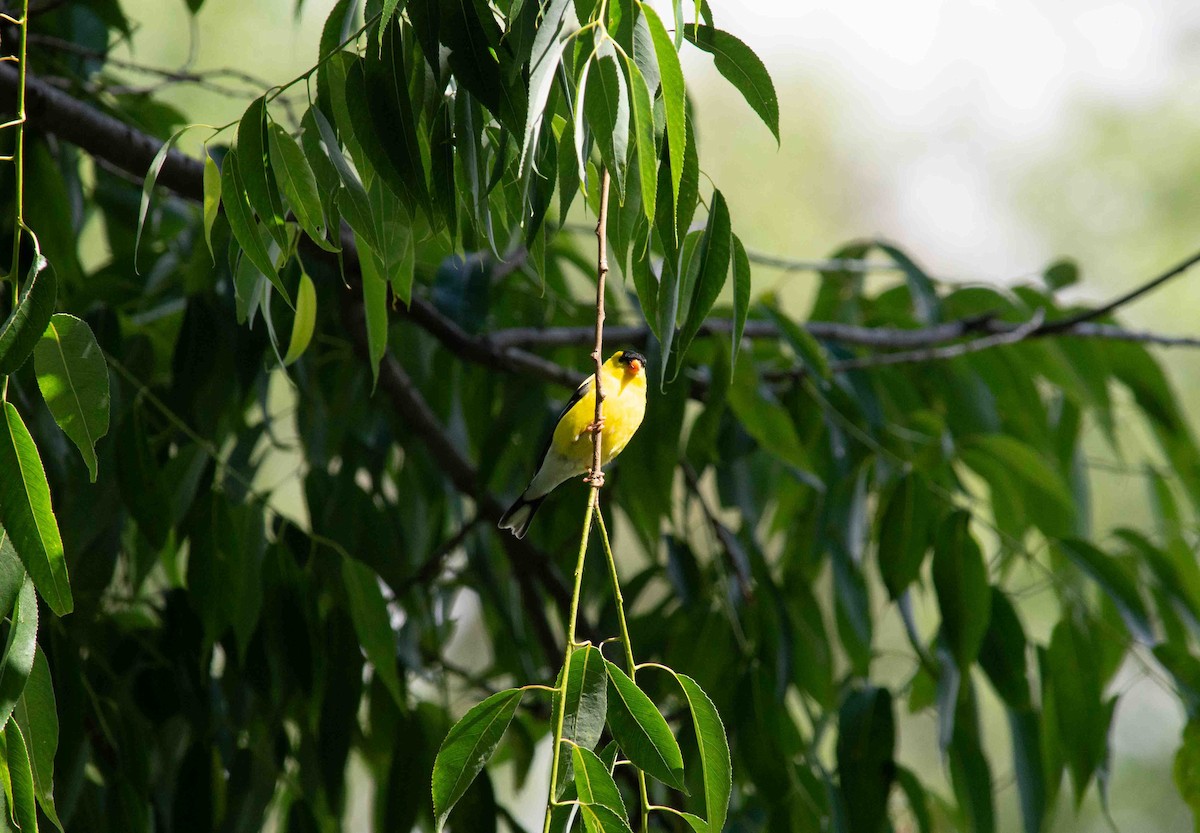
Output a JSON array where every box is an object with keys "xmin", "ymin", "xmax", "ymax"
[
  {"xmin": 268, "ymin": 123, "xmax": 335, "ymax": 251},
  {"xmin": 0, "ymin": 252, "xmax": 56, "ymax": 377},
  {"xmin": 876, "ymin": 473, "xmax": 932, "ymax": 599},
  {"xmin": 341, "ymin": 558, "xmax": 403, "ymax": 708},
  {"xmin": 34, "ymin": 314, "xmax": 110, "ymax": 482},
  {"xmin": 836, "ymin": 686, "xmax": 895, "ymax": 833},
  {"xmin": 551, "ymin": 645, "xmax": 608, "ymax": 798},
  {"xmin": 431, "ymin": 688, "xmax": 523, "ymax": 831},
  {"xmin": 932, "ymin": 511, "xmax": 990, "ymax": 668},
  {"xmin": 571, "ymin": 746, "xmax": 625, "ymax": 815},
  {"xmin": 13, "ymin": 649, "xmax": 58, "ymax": 831},
  {"xmin": 0, "ymin": 576, "xmax": 36, "ymax": 731}
]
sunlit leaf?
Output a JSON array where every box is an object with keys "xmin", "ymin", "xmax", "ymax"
[
  {"xmin": 0, "ymin": 404, "xmax": 71, "ymax": 616},
  {"xmin": 604, "ymin": 661, "xmax": 685, "ymax": 791},
  {"xmin": 552, "ymin": 645, "xmax": 608, "ymax": 798},
  {"xmin": 640, "ymin": 3, "xmax": 685, "ymax": 208},
  {"xmin": 283, "ymin": 273, "xmax": 318, "ymax": 366},
  {"xmin": 268, "ymin": 123, "xmax": 336, "ymax": 252},
  {"xmin": 683, "ymin": 24, "xmax": 779, "ymax": 142}
]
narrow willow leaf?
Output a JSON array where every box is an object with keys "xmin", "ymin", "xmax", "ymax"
[
  {"xmin": 1057, "ymin": 538, "xmax": 1153, "ymax": 643},
  {"xmin": 683, "ymin": 24, "xmax": 779, "ymax": 142},
  {"xmin": 571, "ymin": 746, "xmax": 625, "ymax": 815},
  {"xmin": 220, "ymin": 150, "xmax": 289, "ymax": 303},
  {"xmin": 585, "ymin": 51, "xmax": 630, "ymax": 197},
  {"xmin": 14, "ymin": 649, "xmax": 59, "ymax": 832},
  {"xmin": 33, "ymin": 314, "xmax": 110, "ymax": 483},
  {"xmin": 673, "ymin": 191, "xmax": 732, "ymax": 378},
  {"xmin": 341, "ymin": 557, "xmax": 403, "ymax": 707},
  {"xmin": 1008, "ymin": 706, "xmax": 1046, "ymax": 833},
  {"xmin": 0, "ymin": 405, "xmax": 71, "ymax": 616},
  {"xmin": 237, "ymin": 96, "xmax": 288, "ymax": 247},
  {"xmin": 1176, "ymin": 720, "xmax": 1200, "ymax": 830},
  {"xmin": 876, "ymin": 473, "xmax": 932, "ymax": 598},
  {"xmin": 604, "ymin": 661, "xmax": 685, "ymax": 791},
  {"xmin": 961, "ymin": 435, "xmax": 1075, "ymax": 536},
  {"xmin": 5, "ymin": 721, "xmax": 36, "ymax": 833},
  {"xmin": 730, "ymin": 234, "xmax": 750, "ymax": 371},
  {"xmin": 894, "ymin": 767, "xmax": 934, "ymax": 833},
  {"xmin": 579, "ymin": 803, "xmax": 634, "ymax": 833},
  {"xmin": 978, "ymin": 588, "xmax": 1031, "ymax": 710},
  {"xmin": 431, "ymin": 688, "xmax": 523, "ymax": 831},
  {"xmin": 359, "ymin": 241, "xmax": 388, "ymax": 389},
  {"xmin": 363, "ymin": 20, "xmax": 430, "ymax": 209},
  {"xmin": 625, "ymin": 56, "xmax": 657, "ymax": 222},
  {"xmin": 675, "ymin": 674, "xmax": 731, "ymax": 833},
  {"xmin": 551, "ymin": 645, "xmax": 608, "ymax": 798},
  {"xmin": 631, "ymin": 10, "xmax": 660, "ymax": 95},
  {"xmin": 135, "ymin": 125, "xmax": 191, "ymax": 272},
  {"xmin": 202, "ymin": 152, "xmax": 221, "ymax": 260},
  {"xmin": 876, "ymin": 242, "xmax": 941, "ymax": 324},
  {"xmin": 309, "ymin": 107, "xmax": 378, "ymax": 254},
  {"xmin": 0, "ymin": 252, "xmax": 55, "ymax": 376},
  {"xmin": 283, "ymin": 273, "xmax": 318, "ymax": 367},
  {"xmin": 760, "ymin": 302, "xmax": 829, "ymax": 381},
  {"xmin": 316, "ymin": 0, "xmax": 356, "ymax": 119},
  {"xmin": 932, "ymin": 512, "xmax": 990, "ymax": 668},
  {"xmin": 521, "ymin": 0, "xmax": 574, "ymax": 169},
  {"xmin": 640, "ymin": 3, "xmax": 684, "ymax": 207},
  {"xmin": 0, "ymin": 530, "xmax": 24, "ymax": 622},
  {"xmin": 836, "ymin": 686, "xmax": 895, "ymax": 833},
  {"xmin": 0, "ymin": 576, "xmax": 37, "ymax": 730},
  {"xmin": 268, "ymin": 123, "xmax": 336, "ymax": 252}
]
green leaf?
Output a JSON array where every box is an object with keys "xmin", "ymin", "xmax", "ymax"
[
  {"xmin": 308, "ymin": 107, "xmax": 378, "ymax": 254},
  {"xmin": 1046, "ymin": 616, "xmax": 1107, "ymax": 802},
  {"xmin": 341, "ymin": 557, "xmax": 403, "ymax": 708},
  {"xmin": 283, "ymin": 273, "xmax": 318, "ymax": 367},
  {"xmin": 931, "ymin": 512, "xmax": 990, "ymax": 668},
  {"xmin": 1176, "ymin": 720, "xmax": 1200, "ymax": 831},
  {"xmin": 640, "ymin": 3, "xmax": 685, "ymax": 207},
  {"xmin": 33, "ymin": 314, "xmax": 110, "ymax": 483},
  {"xmin": 894, "ymin": 767, "xmax": 934, "ymax": 833},
  {"xmin": 358, "ymin": 240, "xmax": 388, "ymax": 388},
  {"xmin": 440, "ymin": 0, "xmax": 526, "ymax": 132},
  {"xmin": 683, "ymin": 24, "xmax": 779, "ymax": 141},
  {"xmin": 727, "ymin": 354, "xmax": 807, "ymax": 468},
  {"xmin": 0, "ymin": 404, "xmax": 71, "ymax": 616},
  {"xmin": 135, "ymin": 125, "xmax": 191, "ymax": 272},
  {"xmin": 730, "ymin": 234, "xmax": 750, "ymax": 371},
  {"xmin": 1044, "ymin": 258, "xmax": 1079, "ymax": 290},
  {"xmin": 961, "ymin": 435, "xmax": 1074, "ymax": 537},
  {"xmin": 0, "ymin": 531, "xmax": 24, "ymax": 623},
  {"xmin": 1057, "ymin": 538, "xmax": 1153, "ymax": 644},
  {"xmin": 431, "ymin": 688, "xmax": 522, "ymax": 831},
  {"xmin": 571, "ymin": 746, "xmax": 625, "ymax": 815},
  {"xmin": 551, "ymin": 645, "xmax": 608, "ymax": 798},
  {"xmin": 672, "ymin": 191, "xmax": 731, "ymax": 378},
  {"xmin": 220, "ymin": 150, "xmax": 289, "ymax": 303},
  {"xmin": 236, "ymin": 96, "xmax": 288, "ymax": 247},
  {"xmin": 836, "ymin": 686, "xmax": 895, "ymax": 833},
  {"xmin": 977, "ymin": 588, "xmax": 1030, "ymax": 710},
  {"xmin": 1007, "ymin": 706, "xmax": 1046, "ymax": 833},
  {"xmin": 0, "ymin": 252, "xmax": 55, "ymax": 377},
  {"xmin": 579, "ymin": 803, "xmax": 634, "ymax": 833},
  {"xmin": 5, "ymin": 721, "xmax": 36, "ymax": 833},
  {"xmin": 625, "ymin": 56, "xmax": 657, "ymax": 222},
  {"xmin": 521, "ymin": 0, "xmax": 574, "ymax": 167},
  {"xmin": 268, "ymin": 123, "xmax": 335, "ymax": 251},
  {"xmin": 675, "ymin": 674, "xmax": 731, "ymax": 833},
  {"xmin": 875, "ymin": 473, "xmax": 932, "ymax": 598},
  {"xmin": 13, "ymin": 649, "xmax": 58, "ymax": 832},
  {"xmin": 876, "ymin": 242, "xmax": 941, "ymax": 324},
  {"xmin": 0, "ymin": 576, "xmax": 36, "ymax": 730},
  {"xmin": 604, "ymin": 661, "xmax": 685, "ymax": 790},
  {"xmin": 202, "ymin": 152, "xmax": 221, "ymax": 260},
  {"xmin": 761, "ymin": 302, "xmax": 829, "ymax": 381},
  {"xmin": 363, "ymin": 20, "xmax": 430, "ymax": 209},
  {"xmin": 585, "ymin": 52, "xmax": 630, "ymax": 198}
]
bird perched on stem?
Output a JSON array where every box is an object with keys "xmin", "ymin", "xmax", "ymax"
[{"xmin": 499, "ymin": 351, "xmax": 648, "ymax": 538}]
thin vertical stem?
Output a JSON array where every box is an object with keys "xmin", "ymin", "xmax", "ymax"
[
  {"xmin": 587, "ymin": 170, "xmax": 611, "ymax": 488},
  {"xmin": 596, "ymin": 508, "xmax": 650, "ymax": 832},
  {"xmin": 541, "ymin": 499, "xmax": 595, "ymax": 833},
  {"xmin": 8, "ymin": 0, "xmax": 27, "ymax": 303}
]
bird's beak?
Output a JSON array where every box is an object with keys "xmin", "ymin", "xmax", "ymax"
[{"xmin": 628, "ymin": 358, "xmax": 641, "ymax": 374}]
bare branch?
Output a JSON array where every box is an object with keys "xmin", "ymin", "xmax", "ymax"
[{"xmin": 586, "ymin": 171, "xmax": 611, "ymax": 490}]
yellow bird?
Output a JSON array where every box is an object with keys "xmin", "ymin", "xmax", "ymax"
[{"xmin": 499, "ymin": 350, "xmax": 648, "ymax": 538}]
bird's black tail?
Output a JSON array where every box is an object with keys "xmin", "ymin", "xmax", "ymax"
[{"xmin": 498, "ymin": 494, "xmax": 546, "ymax": 539}]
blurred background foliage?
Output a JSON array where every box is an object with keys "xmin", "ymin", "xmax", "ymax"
[{"xmin": 2, "ymin": 0, "xmax": 1200, "ymax": 832}]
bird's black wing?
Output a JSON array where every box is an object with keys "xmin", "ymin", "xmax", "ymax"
[{"xmin": 530, "ymin": 373, "xmax": 592, "ymax": 474}]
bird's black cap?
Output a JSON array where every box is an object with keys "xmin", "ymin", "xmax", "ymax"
[{"xmin": 616, "ymin": 350, "xmax": 648, "ymax": 368}]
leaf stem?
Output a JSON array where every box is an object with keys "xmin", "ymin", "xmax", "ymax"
[{"xmin": 596, "ymin": 508, "xmax": 650, "ymax": 832}]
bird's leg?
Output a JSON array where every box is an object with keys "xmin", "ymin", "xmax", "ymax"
[
  {"xmin": 584, "ymin": 416, "xmax": 605, "ymax": 435},
  {"xmin": 584, "ymin": 468, "xmax": 605, "ymax": 487}
]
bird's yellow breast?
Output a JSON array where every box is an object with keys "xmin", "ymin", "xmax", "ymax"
[{"xmin": 553, "ymin": 367, "xmax": 647, "ymax": 468}]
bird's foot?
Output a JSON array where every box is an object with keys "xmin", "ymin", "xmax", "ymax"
[
  {"xmin": 585, "ymin": 417, "xmax": 605, "ymax": 434},
  {"xmin": 584, "ymin": 469, "xmax": 606, "ymax": 488}
]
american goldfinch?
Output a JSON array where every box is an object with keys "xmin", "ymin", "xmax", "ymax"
[{"xmin": 499, "ymin": 350, "xmax": 648, "ymax": 538}]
